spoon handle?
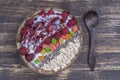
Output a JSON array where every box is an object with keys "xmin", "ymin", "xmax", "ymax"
[{"xmin": 88, "ymin": 29, "xmax": 96, "ymax": 71}]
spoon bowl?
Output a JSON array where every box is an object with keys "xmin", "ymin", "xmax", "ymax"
[{"xmin": 84, "ymin": 10, "xmax": 98, "ymax": 29}]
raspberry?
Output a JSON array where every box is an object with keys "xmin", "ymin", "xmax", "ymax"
[
  {"xmin": 36, "ymin": 36, "xmax": 40, "ymax": 42},
  {"xmin": 19, "ymin": 46, "xmax": 28, "ymax": 55},
  {"xmin": 25, "ymin": 19, "xmax": 33, "ymax": 28},
  {"xmin": 47, "ymin": 9, "xmax": 54, "ymax": 15},
  {"xmin": 20, "ymin": 28, "xmax": 29, "ymax": 36},
  {"xmin": 44, "ymin": 37, "xmax": 52, "ymax": 44},
  {"xmin": 35, "ymin": 22, "xmax": 43, "ymax": 30},
  {"xmin": 22, "ymin": 37, "xmax": 27, "ymax": 43},
  {"xmin": 34, "ymin": 17, "xmax": 38, "ymax": 20},
  {"xmin": 29, "ymin": 30, "xmax": 35, "ymax": 38},
  {"xmin": 61, "ymin": 27, "xmax": 69, "ymax": 35},
  {"xmin": 57, "ymin": 28, "xmax": 61, "ymax": 32},
  {"xmin": 35, "ymin": 33, "xmax": 45, "ymax": 42},
  {"xmin": 46, "ymin": 21, "xmax": 53, "ymax": 28},
  {"xmin": 35, "ymin": 46, "xmax": 42, "ymax": 53},
  {"xmin": 38, "ymin": 10, "xmax": 46, "ymax": 17},
  {"xmin": 67, "ymin": 18, "xmax": 77, "ymax": 27},
  {"xmin": 51, "ymin": 17, "xmax": 59, "ymax": 23},
  {"xmin": 25, "ymin": 54, "xmax": 34, "ymax": 62},
  {"xmin": 41, "ymin": 21, "xmax": 45, "ymax": 25},
  {"xmin": 46, "ymin": 27, "xmax": 53, "ymax": 33},
  {"xmin": 28, "ymin": 38, "xmax": 32, "ymax": 44},
  {"xmin": 53, "ymin": 31, "xmax": 62, "ymax": 40},
  {"xmin": 61, "ymin": 11, "xmax": 69, "ymax": 23},
  {"xmin": 39, "ymin": 33, "xmax": 45, "ymax": 38}
]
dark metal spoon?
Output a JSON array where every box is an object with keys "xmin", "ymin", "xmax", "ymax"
[{"xmin": 84, "ymin": 10, "xmax": 99, "ymax": 71}]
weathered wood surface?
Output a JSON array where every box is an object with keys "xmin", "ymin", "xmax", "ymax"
[{"xmin": 0, "ymin": 0, "xmax": 120, "ymax": 80}]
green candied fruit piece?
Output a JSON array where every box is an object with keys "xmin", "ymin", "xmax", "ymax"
[
  {"xmin": 52, "ymin": 38, "xmax": 57, "ymax": 45},
  {"xmin": 45, "ymin": 46, "xmax": 51, "ymax": 52},
  {"xmin": 34, "ymin": 59, "xmax": 39, "ymax": 64},
  {"xmin": 70, "ymin": 31, "xmax": 75, "ymax": 36}
]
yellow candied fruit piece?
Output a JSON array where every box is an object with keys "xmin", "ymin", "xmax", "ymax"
[
  {"xmin": 41, "ymin": 49, "xmax": 46, "ymax": 55},
  {"xmin": 59, "ymin": 38, "xmax": 64, "ymax": 44}
]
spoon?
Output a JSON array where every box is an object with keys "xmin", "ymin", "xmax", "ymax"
[{"xmin": 84, "ymin": 10, "xmax": 99, "ymax": 71}]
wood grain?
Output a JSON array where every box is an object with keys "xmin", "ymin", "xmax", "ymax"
[{"xmin": 0, "ymin": 0, "xmax": 120, "ymax": 80}]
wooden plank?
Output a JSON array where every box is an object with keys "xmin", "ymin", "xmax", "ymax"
[
  {"xmin": 0, "ymin": 52, "xmax": 120, "ymax": 80},
  {"xmin": 0, "ymin": 52, "xmax": 120, "ymax": 69}
]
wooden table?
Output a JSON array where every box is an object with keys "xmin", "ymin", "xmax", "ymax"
[{"xmin": 0, "ymin": 0, "xmax": 120, "ymax": 80}]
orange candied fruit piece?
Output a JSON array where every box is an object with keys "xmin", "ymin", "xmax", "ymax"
[
  {"xmin": 72, "ymin": 25, "xmax": 78, "ymax": 32},
  {"xmin": 65, "ymin": 34, "xmax": 71, "ymax": 40},
  {"xmin": 38, "ymin": 55, "xmax": 44, "ymax": 60}
]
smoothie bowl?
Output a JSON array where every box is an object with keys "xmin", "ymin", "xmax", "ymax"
[{"xmin": 16, "ymin": 8, "xmax": 82, "ymax": 75}]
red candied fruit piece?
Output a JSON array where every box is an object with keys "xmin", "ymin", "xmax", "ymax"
[
  {"xmin": 47, "ymin": 9, "xmax": 54, "ymax": 15},
  {"xmin": 44, "ymin": 37, "xmax": 52, "ymax": 44},
  {"xmin": 38, "ymin": 10, "xmax": 46, "ymax": 17},
  {"xmin": 35, "ymin": 46, "xmax": 43, "ymax": 53},
  {"xmin": 19, "ymin": 46, "xmax": 29, "ymax": 55},
  {"xmin": 55, "ymin": 42, "xmax": 60, "ymax": 47},
  {"xmin": 25, "ymin": 19, "xmax": 33, "ymax": 28},
  {"xmin": 61, "ymin": 27, "xmax": 69, "ymax": 35},
  {"xmin": 29, "ymin": 30, "xmax": 36, "ymax": 38},
  {"xmin": 42, "ymin": 43, "xmax": 47, "ymax": 49},
  {"xmin": 72, "ymin": 26, "xmax": 78, "ymax": 33},
  {"xmin": 67, "ymin": 18, "xmax": 77, "ymax": 27},
  {"xmin": 61, "ymin": 11, "xmax": 69, "ymax": 23},
  {"xmin": 25, "ymin": 54, "xmax": 34, "ymax": 62},
  {"xmin": 49, "ymin": 43, "xmax": 55, "ymax": 51},
  {"xmin": 53, "ymin": 31, "xmax": 62, "ymax": 40},
  {"xmin": 20, "ymin": 28, "xmax": 29, "ymax": 36}
]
